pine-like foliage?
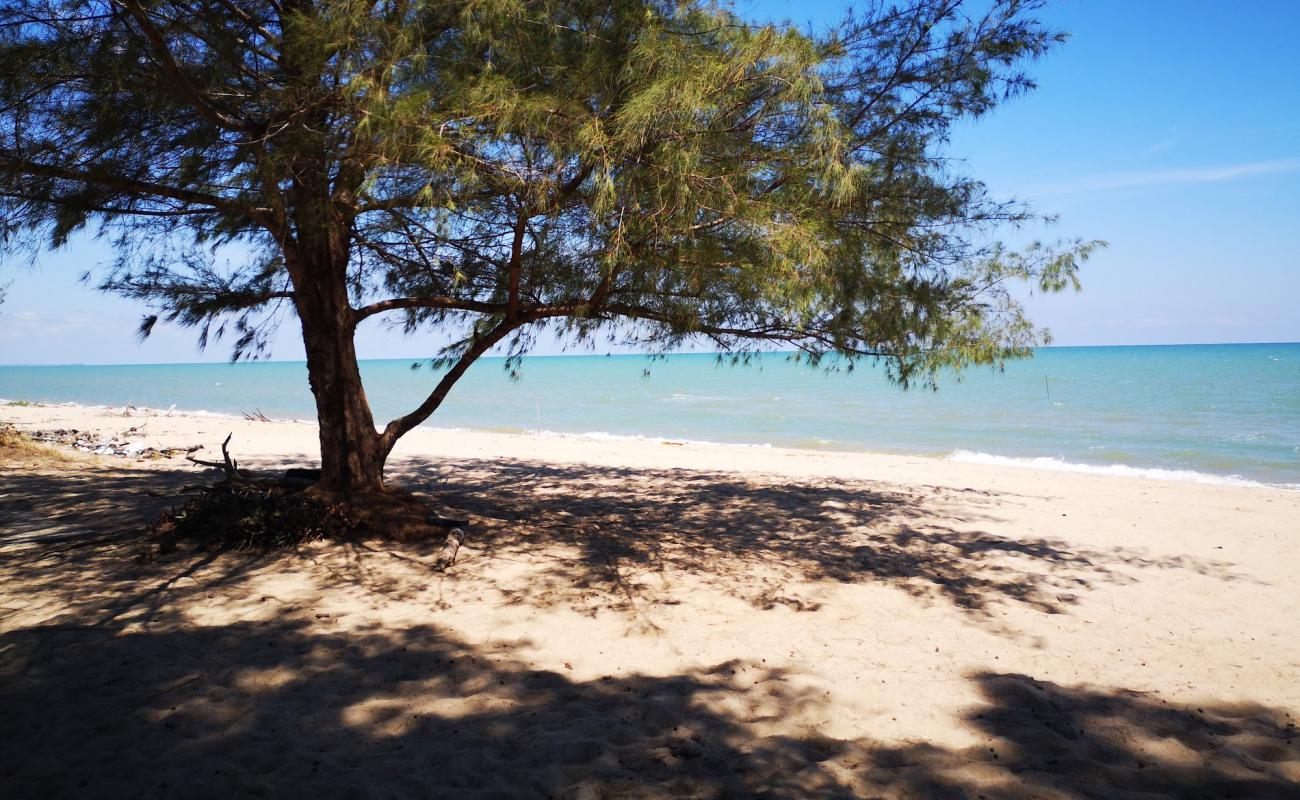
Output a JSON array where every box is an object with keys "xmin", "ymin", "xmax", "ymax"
[{"xmin": 0, "ymin": 0, "xmax": 1098, "ymax": 454}]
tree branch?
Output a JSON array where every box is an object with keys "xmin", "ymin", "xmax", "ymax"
[
  {"xmin": 379, "ymin": 318, "xmax": 520, "ymax": 452},
  {"xmin": 507, "ymin": 206, "xmax": 527, "ymax": 318},
  {"xmin": 114, "ymin": 0, "xmax": 258, "ymax": 133},
  {"xmin": 353, "ymin": 296, "xmax": 509, "ymax": 322},
  {"xmin": 0, "ymin": 150, "xmax": 267, "ymax": 222}
]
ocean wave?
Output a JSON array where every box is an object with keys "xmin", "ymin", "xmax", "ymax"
[
  {"xmin": 946, "ymin": 450, "xmax": 1297, "ymax": 489},
  {"xmin": 526, "ymin": 428, "xmax": 773, "ymax": 449},
  {"xmin": 662, "ymin": 393, "xmax": 730, "ymax": 403}
]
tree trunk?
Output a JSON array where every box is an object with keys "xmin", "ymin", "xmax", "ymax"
[
  {"xmin": 290, "ymin": 250, "xmax": 386, "ymax": 495},
  {"xmin": 273, "ymin": 23, "xmax": 391, "ymax": 498},
  {"xmin": 303, "ymin": 318, "xmax": 385, "ymax": 494}
]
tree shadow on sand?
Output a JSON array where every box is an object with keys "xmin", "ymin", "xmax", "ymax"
[
  {"xmin": 388, "ymin": 456, "xmax": 1240, "ymax": 619},
  {"xmin": 2, "ymin": 452, "xmax": 1243, "ymax": 627},
  {"xmin": 3, "ymin": 453, "xmax": 1295, "ymax": 798},
  {"xmin": 1, "ymin": 618, "xmax": 1295, "ymax": 799},
  {"xmin": 0, "ymin": 457, "xmax": 181, "ymax": 546}
]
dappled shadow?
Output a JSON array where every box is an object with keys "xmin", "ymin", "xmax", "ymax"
[
  {"xmin": 0, "ymin": 452, "xmax": 264, "ymax": 628},
  {"xmin": 1, "ymin": 448, "xmax": 1243, "ymax": 626},
  {"xmin": 0, "ymin": 450, "xmax": 459, "ymax": 627},
  {"xmin": 2, "ymin": 617, "xmax": 1296, "ymax": 799},
  {"xmin": 389, "ymin": 455, "xmax": 1240, "ymax": 618},
  {"xmin": 0, "ymin": 617, "xmax": 835, "ymax": 798},
  {"xmin": 3, "ymin": 446, "xmax": 1295, "ymax": 797},
  {"xmin": 953, "ymin": 672, "xmax": 1300, "ymax": 798},
  {"xmin": 837, "ymin": 673, "xmax": 1300, "ymax": 798},
  {"xmin": 0, "ymin": 453, "xmax": 184, "ymax": 547}
]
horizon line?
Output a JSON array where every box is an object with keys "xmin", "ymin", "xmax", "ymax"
[{"xmin": 2, "ymin": 340, "xmax": 1298, "ymax": 369}]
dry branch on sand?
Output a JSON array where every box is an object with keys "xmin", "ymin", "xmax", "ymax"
[{"xmin": 184, "ymin": 433, "xmax": 248, "ymax": 481}]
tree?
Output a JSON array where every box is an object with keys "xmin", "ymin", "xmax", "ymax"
[{"xmin": 0, "ymin": 0, "xmax": 1095, "ymax": 498}]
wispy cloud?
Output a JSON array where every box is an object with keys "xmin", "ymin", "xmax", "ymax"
[
  {"xmin": 1, "ymin": 309, "xmax": 98, "ymax": 336},
  {"xmin": 1034, "ymin": 157, "xmax": 1300, "ymax": 197},
  {"xmin": 1144, "ymin": 137, "xmax": 1178, "ymax": 155}
]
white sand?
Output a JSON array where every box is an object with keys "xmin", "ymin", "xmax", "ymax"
[{"xmin": 2, "ymin": 402, "xmax": 1298, "ymax": 798}]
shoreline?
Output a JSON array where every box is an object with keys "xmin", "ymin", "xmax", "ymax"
[{"xmin": 4, "ymin": 397, "xmax": 1297, "ymax": 492}]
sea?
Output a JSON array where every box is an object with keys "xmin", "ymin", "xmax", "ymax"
[{"xmin": 3, "ymin": 343, "xmax": 1298, "ymax": 489}]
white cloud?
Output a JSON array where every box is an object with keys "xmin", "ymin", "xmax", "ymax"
[
  {"xmin": 1034, "ymin": 157, "xmax": 1300, "ymax": 197},
  {"xmin": 2, "ymin": 309, "xmax": 97, "ymax": 336}
]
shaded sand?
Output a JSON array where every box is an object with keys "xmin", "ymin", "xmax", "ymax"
[{"xmin": 2, "ymin": 403, "xmax": 1298, "ymax": 798}]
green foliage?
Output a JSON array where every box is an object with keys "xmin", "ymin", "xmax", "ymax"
[{"xmin": 0, "ymin": 0, "xmax": 1097, "ymax": 411}]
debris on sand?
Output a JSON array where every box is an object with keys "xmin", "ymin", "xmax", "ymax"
[
  {"xmin": 151, "ymin": 480, "xmax": 355, "ymax": 552},
  {"xmin": 25, "ymin": 427, "xmax": 200, "ymax": 460}
]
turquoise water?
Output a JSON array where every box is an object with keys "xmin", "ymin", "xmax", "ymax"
[{"xmin": 3, "ymin": 343, "xmax": 1298, "ymax": 487}]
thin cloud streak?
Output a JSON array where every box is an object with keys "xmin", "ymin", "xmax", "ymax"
[
  {"xmin": 1032, "ymin": 157, "xmax": 1300, "ymax": 197},
  {"xmin": 1144, "ymin": 137, "xmax": 1178, "ymax": 155}
]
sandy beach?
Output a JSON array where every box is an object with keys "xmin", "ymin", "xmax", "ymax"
[{"xmin": 2, "ymin": 402, "xmax": 1298, "ymax": 798}]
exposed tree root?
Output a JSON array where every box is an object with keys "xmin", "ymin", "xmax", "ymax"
[{"xmin": 305, "ymin": 486, "xmax": 460, "ymax": 543}]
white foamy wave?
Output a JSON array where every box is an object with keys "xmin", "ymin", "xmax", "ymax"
[
  {"xmin": 538, "ymin": 428, "xmax": 659, "ymax": 442},
  {"xmin": 946, "ymin": 450, "xmax": 1298, "ymax": 490},
  {"xmin": 663, "ymin": 393, "xmax": 729, "ymax": 403},
  {"xmin": 528, "ymin": 427, "xmax": 773, "ymax": 449}
]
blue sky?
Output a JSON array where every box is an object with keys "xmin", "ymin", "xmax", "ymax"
[{"xmin": 1, "ymin": 0, "xmax": 1297, "ymax": 364}]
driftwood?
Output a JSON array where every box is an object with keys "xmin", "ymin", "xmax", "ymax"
[
  {"xmin": 185, "ymin": 433, "xmax": 247, "ymax": 481},
  {"xmin": 433, "ymin": 527, "xmax": 466, "ymax": 571}
]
